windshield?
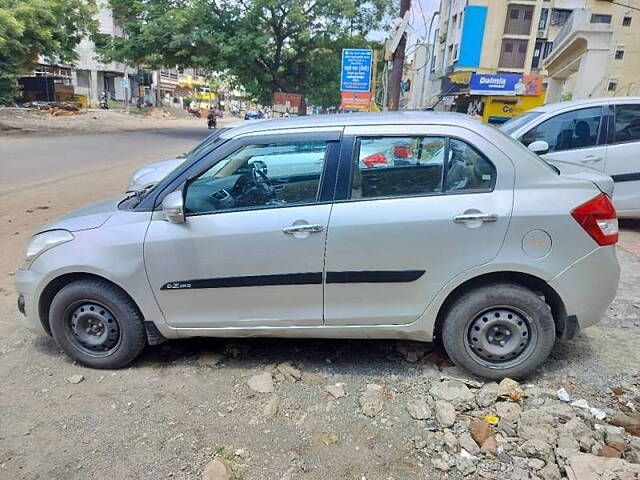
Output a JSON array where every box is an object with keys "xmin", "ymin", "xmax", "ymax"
[{"xmin": 500, "ymin": 111, "xmax": 543, "ymax": 135}]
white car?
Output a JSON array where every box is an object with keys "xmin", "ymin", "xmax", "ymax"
[
  {"xmin": 127, "ymin": 122, "xmax": 251, "ymax": 193},
  {"xmin": 501, "ymin": 97, "xmax": 640, "ymax": 218}
]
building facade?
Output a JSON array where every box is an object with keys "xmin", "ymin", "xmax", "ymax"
[{"xmin": 419, "ymin": 0, "xmax": 639, "ymax": 121}]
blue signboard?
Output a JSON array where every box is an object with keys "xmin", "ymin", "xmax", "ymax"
[
  {"xmin": 469, "ymin": 73, "xmax": 524, "ymax": 96},
  {"xmin": 340, "ymin": 49, "xmax": 373, "ymax": 92}
]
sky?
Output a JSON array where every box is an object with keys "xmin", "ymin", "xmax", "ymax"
[{"xmin": 368, "ymin": 0, "xmax": 440, "ymax": 49}]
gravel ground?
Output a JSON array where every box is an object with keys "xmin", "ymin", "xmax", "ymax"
[{"xmin": 0, "ymin": 124, "xmax": 639, "ymax": 479}]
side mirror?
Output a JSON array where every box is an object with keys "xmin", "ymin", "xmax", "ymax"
[
  {"xmin": 528, "ymin": 140, "xmax": 550, "ymax": 155},
  {"xmin": 162, "ymin": 190, "xmax": 185, "ymax": 224}
]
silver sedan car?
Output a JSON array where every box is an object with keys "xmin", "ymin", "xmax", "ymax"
[{"xmin": 15, "ymin": 112, "xmax": 620, "ymax": 379}]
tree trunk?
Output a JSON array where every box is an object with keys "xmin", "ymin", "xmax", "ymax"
[{"xmin": 298, "ymin": 92, "xmax": 307, "ymax": 116}]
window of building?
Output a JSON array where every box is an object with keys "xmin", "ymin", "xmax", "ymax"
[
  {"xmin": 551, "ymin": 9, "xmax": 571, "ymax": 26},
  {"xmin": 499, "ymin": 39, "xmax": 529, "ymax": 69},
  {"xmin": 608, "ymin": 81, "xmax": 618, "ymax": 92},
  {"xmin": 614, "ymin": 105, "xmax": 640, "ymax": 143},
  {"xmin": 458, "ymin": 11, "xmax": 463, "ymax": 28},
  {"xmin": 623, "ymin": 16, "xmax": 632, "ymax": 26},
  {"xmin": 539, "ymin": 8, "xmax": 549, "ymax": 30},
  {"xmin": 615, "ymin": 50, "xmax": 625, "ymax": 60},
  {"xmin": 453, "ymin": 44, "xmax": 459, "ymax": 60},
  {"xmin": 591, "ymin": 14, "xmax": 612, "ymax": 24},
  {"xmin": 532, "ymin": 41, "xmax": 543, "ymax": 68},
  {"xmin": 520, "ymin": 107, "xmax": 603, "ymax": 152},
  {"xmin": 543, "ymin": 41, "xmax": 554, "ymax": 59},
  {"xmin": 504, "ymin": 4, "xmax": 535, "ymax": 35},
  {"xmin": 184, "ymin": 142, "xmax": 327, "ymax": 215},
  {"xmin": 452, "ymin": 14, "xmax": 457, "ymax": 30}
]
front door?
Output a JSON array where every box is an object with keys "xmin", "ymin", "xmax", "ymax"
[
  {"xmin": 520, "ymin": 106, "xmax": 607, "ymax": 171},
  {"xmin": 144, "ymin": 135, "xmax": 338, "ymax": 328},
  {"xmin": 605, "ymin": 103, "xmax": 640, "ymax": 215},
  {"xmin": 323, "ymin": 125, "xmax": 514, "ymax": 326}
]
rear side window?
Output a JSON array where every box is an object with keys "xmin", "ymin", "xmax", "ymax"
[
  {"xmin": 520, "ymin": 107, "xmax": 603, "ymax": 152},
  {"xmin": 614, "ymin": 104, "xmax": 640, "ymax": 144},
  {"xmin": 447, "ymin": 139, "xmax": 496, "ymax": 192},
  {"xmin": 350, "ymin": 136, "xmax": 495, "ymax": 200}
]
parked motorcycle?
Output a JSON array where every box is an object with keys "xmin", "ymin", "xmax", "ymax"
[
  {"xmin": 99, "ymin": 92, "xmax": 109, "ymax": 110},
  {"xmin": 207, "ymin": 110, "xmax": 217, "ymax": 129}
]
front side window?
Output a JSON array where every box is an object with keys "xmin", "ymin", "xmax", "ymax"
[
  {"xmin": 350, "ymin": 136, "xmax": 495, "ymax": 200},
  {"xmin": 520, "ymin": 107, "xmax": 602, "ymax": 152},
  {"xmin": 614, "ymin": 105, "xmax": 640, "ymax": 143},
  {"xmin": 185, "ymin": 141, "xmax": 327, "ymax": 215}
]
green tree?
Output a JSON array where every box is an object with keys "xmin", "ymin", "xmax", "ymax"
[
  {"xmin": 99, "ymin": 0, "xmax": 390, "ymax": 112},
  {"xmin": 0, "ymin": 0, "xmax": 97, "ymax": 104}
]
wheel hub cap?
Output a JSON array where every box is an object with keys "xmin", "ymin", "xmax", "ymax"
[
  {"xmin": 70, "ymin": 303, "xmax": 120, "ymax": 353},
  {"xmin": 466, "ymin": 308, "xmax": 531, "ymax": 363}
]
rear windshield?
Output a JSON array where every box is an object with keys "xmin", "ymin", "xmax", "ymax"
[{"xmin": 500, "ymin": 111, "xmax": 543, "ymax": 135}]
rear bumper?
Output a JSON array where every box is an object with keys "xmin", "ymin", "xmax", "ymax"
[{"xmin": 549, "ymin": 246, "xmax": 620, "ymax": 331}]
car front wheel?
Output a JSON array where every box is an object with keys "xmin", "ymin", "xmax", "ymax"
[
  {"xmin": 49, "ymin": 279, "xmax": 147, "ymax": 369},
  {"xmin": 441, "ymin": 282, "xmax": 556, "ymax": 380}
]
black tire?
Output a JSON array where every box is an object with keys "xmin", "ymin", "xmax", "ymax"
[
  {"xmin": 441, "ymin": 282, "xmax": 555, "ymax": 380},
  {"xmin": 49, "ymin": 279, "xmax": 146, "ymax": 369}
]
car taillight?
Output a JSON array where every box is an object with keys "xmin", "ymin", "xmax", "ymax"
[{"xmin": 571, "ymin": 193, "xmax": 618, "ymax": 246}]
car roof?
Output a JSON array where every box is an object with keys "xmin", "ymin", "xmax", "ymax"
[
  {"xmin": 528, "ymin": 96, "xmax": 640, "ymax": 114},
  {"xmin": 221, "ymin": 111, "xmax": 485, "ymax": 138}
]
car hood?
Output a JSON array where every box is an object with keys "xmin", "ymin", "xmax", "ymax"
[
  {"xmin": 127, "ymin": 156, "xmax": 185, "ymax": 192},
  {"xmin": 546, "ymin": 159, "xmax": 614, "ymax": 197},
  {"xmin": 36, "ymin": 196, "xmax": 121, "ymax": 234}
]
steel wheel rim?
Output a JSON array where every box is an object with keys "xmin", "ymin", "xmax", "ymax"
[
  {"xmin": 463, "ymin": 305, "xmax": 537, "ymax": 369},
  {"xmin": 65, "ymin": 301, "xmax": 121, "ymax": 357}
]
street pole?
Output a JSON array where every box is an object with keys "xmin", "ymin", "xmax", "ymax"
[
  {"xmin": 388, "ymin": 0, "xmax": 411, "ymax": 111},
  {"xmin": 370, "ymin": 50, "xmax": 378, "ymax": 111}
]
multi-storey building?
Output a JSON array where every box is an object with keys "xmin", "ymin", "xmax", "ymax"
[{"xmin": 417, "ymin": 0, "xmax": 640, "ymax": 122}]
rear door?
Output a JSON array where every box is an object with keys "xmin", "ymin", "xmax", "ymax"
[
  {"xmin": 519, "ymin": 106, "xmax": 607, "ymax": 171},
  {"xmin": 323, "ymin": 124, "xmax": 514, "ymax": 326},
  {"xmin": 604, "ymin": 102, "xmax": 640, "ymax": 215}
]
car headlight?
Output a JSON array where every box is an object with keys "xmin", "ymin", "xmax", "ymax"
[
  {"xmin": 131, "ymin": 167, "xmax": 155, "ymax": 183},
  {"xmin": 20, "ymin": 230, "xmax": 74, "ymax": 270}
]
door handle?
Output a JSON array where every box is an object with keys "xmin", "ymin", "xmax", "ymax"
[
  {"xmin": 283, "ymin": 224, "xmax": 324, "ymax": 234},
  {"xmin": 453, "ymin": 213, "xmax": 498, "ymax": 224},
  {"xmin": 581, "ymin": 155, "xmax": 602, "ymax": 164}
]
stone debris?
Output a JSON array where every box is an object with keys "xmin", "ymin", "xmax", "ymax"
[
  {"xmin": 360, "ymin": 384, "xmax": 384, "ymax": 417},
  {"xmin": 263, "ymin": 394, "xmax": 280, "ymax": 418},
  {"xmin": 406, "ymin": 396, "xmax": 432, "ymax": 420},
  {"xmin": 497, "ymin": 377, "xmax": 524, "ymax": 402},
  {"xmin": 65, "ymin": 374, "xmax": 85, "ymax": 384},
  {"xmin": 325, "ymin": 383, "xmax": 346, "ymax": 399},
  {"xmin": 201, "ymin": 459, "xmax": 231, "ymax": 480},
  {"xmin": 430, "ymin": 380, "xmax": 476, "ymax": 410},
  {"xmin": 469, "ymin": 418, "xmax": 494, "ymax": 446},
  {"xmin": 197, "ymin": 352, "xmax": 224, "ymax": 367},
  {"xmin": 435, "ymin": 400, "xmax": 457, "ymax": 427},
  {"xmin": 247, "ymin": 372, "xmax": 274, "ymax": 393},
  {"xmin": 275, "ymin": 363, "xmax": 302, "ymax": 382},
  {"xmin": 476, "ymin": 382, "xmax": 500, "ymax": 407},
  {"xmin": 565, "ymin": 452, "xmax": 640, "ymax": 480}
]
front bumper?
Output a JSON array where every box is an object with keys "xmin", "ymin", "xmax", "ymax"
[
  {"xmin": 14, "ymin": 267, "xmax": 50, "ymax": 337},
  {"xmin": 549, "ymin": 246, "xmax": 620, "ymax": 331}
]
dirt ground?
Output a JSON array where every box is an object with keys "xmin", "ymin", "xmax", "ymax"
[
  {"xmin": 0, "ymin": 107, "xmax": 219, "ymax": 137},
  {"xmin": 0, "ymin": 119, "xmax": 639, "ymax": 479}
]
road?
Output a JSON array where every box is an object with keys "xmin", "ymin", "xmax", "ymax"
[
  {"xmin": 1, "ymin": 126, "xmax": 640, "ymax": 479},
  {"xmin": 0, "ymin": 127, "xmax": 210, "ymax": 195}
]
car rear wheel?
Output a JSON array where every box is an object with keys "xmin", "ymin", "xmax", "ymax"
[
  {"xmin": 441, "ymin": 282, "xmax": 556, "ymax": 380},
  {"xmin": 49, "ymin": 279, "xmax": 146, "ymax": 369}
]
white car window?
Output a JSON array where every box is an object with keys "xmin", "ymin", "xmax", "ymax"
[{"xmin": 521, "ymin": 107, "xmax": 602, "ymax": 152}]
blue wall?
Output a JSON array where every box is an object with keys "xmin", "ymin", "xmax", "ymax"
[{"xmin": 457, "ymin": 6, "xmax": 487, "ymax": 68}]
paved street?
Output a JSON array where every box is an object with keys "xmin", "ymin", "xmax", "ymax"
[{"xmin": 1, "ymin": 125, "xmax": 640, "ymax": 479}]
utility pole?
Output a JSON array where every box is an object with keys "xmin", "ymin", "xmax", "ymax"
[{"xmin": 388, "ymin": 0, "xmax": 411, "ymax": 111}]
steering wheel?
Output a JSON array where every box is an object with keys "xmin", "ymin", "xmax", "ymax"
[{"xmin": 250, "ymin": 165, "xmax": 275, "ymax": 198}]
